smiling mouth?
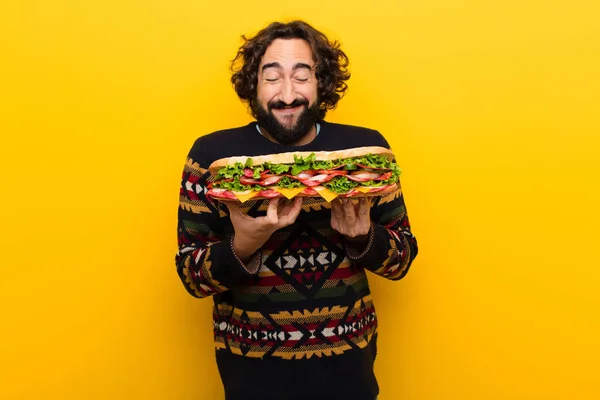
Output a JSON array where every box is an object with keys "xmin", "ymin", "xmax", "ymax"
[{"xmin": 273, "ymin": 105, "xmax": 304, "ymax": 114}]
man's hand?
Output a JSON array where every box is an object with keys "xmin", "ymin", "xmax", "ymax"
[
  {"xmin": 225, "ymin": 197, "xmax": 303, "ymax": 262},
  {"xmin": 330, "ymin": 197, "xmax": 372, "ymax": 248}
]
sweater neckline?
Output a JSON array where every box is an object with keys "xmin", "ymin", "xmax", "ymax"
[{"xmin": 249, "ymin": 121, "xmax": 327, "ymax": 152}]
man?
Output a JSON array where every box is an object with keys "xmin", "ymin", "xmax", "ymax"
[{"xmin": 176, "ymin": 20, "xmax": 418, "ymax": 400}]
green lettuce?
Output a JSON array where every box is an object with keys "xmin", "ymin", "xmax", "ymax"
[
  {"xmin": 216, "ymin": 153, "xmax": 401, "ymax": 183},
  {"xmin": 290, "ymin": 153, "xmax": 316, "ymax": 175},
  {"xmin": 277, "ymin": 176, "xmax": 302, "ymax": 189},
  {"xmin": 324, "ymin": 176, "xmax": 359, "ymax": 194},
  {"xmin": 216, "ymin": 162, "xmax": 246, "ymax": 179},
  {"xmin": 265, "ymin": 162, "xmax": 290, "ymax": 175},
  {"xmin": 213, "ymin": 176, "xmax": 250, "ymax": 192}
]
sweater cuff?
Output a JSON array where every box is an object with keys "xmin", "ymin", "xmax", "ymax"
[
  {"xmin": 229, "ymin": 235, "xmax": 262, "ymax": 274},
  {"xmin": 344, "ymin": 223, "xmax": 394, "ymax": 269},
  {"xmin": 210, "ymin": 236, "xmax": 262, "ymax": 282},
  {"xmin": 345, "ymin": 222, "xmax": 375, "ymax": 260}
]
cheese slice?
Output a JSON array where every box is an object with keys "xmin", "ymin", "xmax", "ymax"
[
  {"xmin": 277, "ymin": 187, "xmax": 305, "ymax": 200},
  {"xmin": 313, "ymin": 186, "xmax": 339, "ymax": 202},
  {"xmin": 233, "ymin": 190, "xmax": 258, "ymax": 203},
  {"xmin": 356, "ymin": 186, "xmax": 380, "ymax": 193}
]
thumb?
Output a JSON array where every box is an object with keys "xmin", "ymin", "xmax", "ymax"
[{"xmin": 223, "ymin": 200, "xmax": 241, "ymax": 215}]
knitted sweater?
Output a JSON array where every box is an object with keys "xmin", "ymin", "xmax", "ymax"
[{"xmin": 176, "ymin": 121, "xmax": 418, "ymax": 400}]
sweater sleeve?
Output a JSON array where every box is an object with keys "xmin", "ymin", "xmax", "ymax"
[
  {"xmin": 175, "ymin": 140, "xmax": 260, "ymax": 298},
  {"xmin": 343, "ymin": 131, "xmax": 419, "ymax": 280},
  {"xmin": 344, "ymin": 183, "xmax": 418, "ymax": 280}
]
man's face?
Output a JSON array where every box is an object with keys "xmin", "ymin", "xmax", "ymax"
[{"xmin": 254, "ymin": 38, "xmax": 320, "ymax": 145}]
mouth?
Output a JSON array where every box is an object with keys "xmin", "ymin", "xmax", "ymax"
[{"xmin": 272, "ymin": 105, "xmax": 305, "ymax": 116}]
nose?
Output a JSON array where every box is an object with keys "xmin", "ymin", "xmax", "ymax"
[{"xmin": 280, "ymin": 78, "xmax": 296, "ymax": 105}]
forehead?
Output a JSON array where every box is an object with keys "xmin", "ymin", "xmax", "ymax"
[{"xmin": 259, "ymin": 38, "xmax": 314, "ymax": 70}]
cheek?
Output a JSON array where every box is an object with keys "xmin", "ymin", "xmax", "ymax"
[
  {"xmin": 299, "ymin": 82, "xmax": 319, "ymax": 103},
  {"xmin": 257, "ymin": 85, "xmax": 276, "ymax": 104}
]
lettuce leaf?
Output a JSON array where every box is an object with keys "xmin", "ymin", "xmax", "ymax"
[
  {"xmin": 291, "ymin": 153, "xmax": 316, "ymax": 175},
  {"xmin": 212, "ymin": 176, "xmax": 259, "ymax": 192},
  {"xmin": 342, "ymin": 154, "xmax": 394, "ymax": 169},
  {"xmin": 277, "ymin": 176, "xmax": 303, "ymax": 189},
  {"xmin": 311, "ymin": 159, "xmax": 336, "ymax": 170},
  {"xmin": 264, "ymin": 162, "xmax": 290, "ymax": 175},
  {"xmin": 217, "ymin": 162, "xmax": 246, "ymax": 179},
  {"xmin": 216, "ymin": 153, "xmax": 401, "ymax": 182},
  {"xmin": 324, "ymin": 176, "xmax": 359, "ymax": 194}
]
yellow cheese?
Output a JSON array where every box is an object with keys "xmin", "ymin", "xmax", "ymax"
[
  {"xmin": 277, "ymin": 187, "xmax": 305, "ymax": 200},
  {"xmin": 357, "ymin": 186, "xmax": 376, "ymax": 193},
  {"xmin": 313, "ymin": 186, "xmax": 339, "ymax": 202},
  {"xmin": 233, "ymin": 190, "xmax": 258, "ymax": 203}
]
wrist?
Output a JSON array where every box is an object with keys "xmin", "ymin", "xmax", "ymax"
[
  {"xmin": 344, "ymin": 222, "xmax": 375, "ymax": 260},
  {"xmin": 344, "ymin": 234, "xmax": 368, "ymax": 251},
  {"xmin": 232, "ymin": 234, "xmax": 261, "ymax": 263}
]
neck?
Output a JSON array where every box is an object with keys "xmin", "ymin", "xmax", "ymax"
[{"xmin": 259, "ymin": 124, "xmax": 318, "ymax": 146}]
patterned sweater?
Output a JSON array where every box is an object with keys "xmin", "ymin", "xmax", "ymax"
[{"xmin": 176, "ymin": 121, "xmax": 418, "ymax": 400}]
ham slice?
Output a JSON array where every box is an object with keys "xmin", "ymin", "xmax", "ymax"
[
  {"xmin": 255, "ymin": 189, "xmax": 281, "ymax": 198},
  {"xmin": 300, "ymin": 173, "xmax": 330, "ymax": 187},
  {"xmin": 239, "ymin": 175, "xmax": 282, "ymax": 186},
  {"xmin": 261, "ymin": 175, "xmax": 283, "ymax": 186},
  {"xmin": 295, "ymin": 171, "xmax": 315, "ymax": 179},
  {"xmin": 206, "ymin": 188, "xmax": 237, "ymax": 200},
  {"xmin": 300, "ymin": 170, "xmax": 351, "ymax": 186},
  {"xmin": 239, "ymin": 177, "xmax": 260, "ymax": 185},
  {"xmin": 338, "ymin": 189, "xmax": 360, "ymax": 197},
  {"xmin": 301, "ymin": 188, "xmax": 318, "ymax": 196},
  {"xmin": 243, "ymin": 168, "xmax": 270, "ymax": 179},
  {"xmin": 346, "ymin": 171, "xmax": 393, "ymax": 182},
  {"xmin": 346, "ymin": 172, "xmax": 382, "ymax": 182},
  {"xmin": 313, "ymin": 169, "xmax": 348, "ymax": 175}
]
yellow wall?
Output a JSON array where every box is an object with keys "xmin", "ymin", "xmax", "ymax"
[{"xmin": 1, "ymin": 1, "xmax": 599, "ymax": 399}]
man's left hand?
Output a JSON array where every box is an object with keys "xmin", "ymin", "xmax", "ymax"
[{"xmin": 330, "ymin": 198, "xmax": 372, "ymax": 244}]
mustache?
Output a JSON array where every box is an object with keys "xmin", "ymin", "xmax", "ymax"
[{"xmin": 268, "ymin": 98, "xmax": 309, "ymax": 110}]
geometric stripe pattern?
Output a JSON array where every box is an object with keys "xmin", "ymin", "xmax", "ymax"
[{"xmin": 214, "ymin": 294, "xmax": 377, "ymax": 360}]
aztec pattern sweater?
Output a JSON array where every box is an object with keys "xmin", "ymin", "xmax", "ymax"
[{"xmin": 176, "ymin": 121, "xmax": 418, "ymax": 400}]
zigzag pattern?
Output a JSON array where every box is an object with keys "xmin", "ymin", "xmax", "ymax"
[{"xmin": 213, "ymin": 294, "xmax": 377, "ymax": 360}]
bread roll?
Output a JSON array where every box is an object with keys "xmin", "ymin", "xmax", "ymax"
[{"xmin": 208, "ymin": 146, "xmax": 394, "ymax": 176}]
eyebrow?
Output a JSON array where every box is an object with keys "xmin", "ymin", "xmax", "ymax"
[{"xmin": 261, "ymin": 62, "xmax": 313, "ymax": 72}]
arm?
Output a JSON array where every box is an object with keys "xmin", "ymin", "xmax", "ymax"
[
  {"xmin": 344, "ymin": 185, "xmax": 418, "ymax": 281},
  {"xmin": 331, "ymin": 130, "xmax": 418, "ymax": 280},
  {"xmin": 176, "ymin": 154, "xmax": 262, "ymax": 298},
  {"xmin": 176, "ymin": 141, "xmax": 303, "ymax": 298}
]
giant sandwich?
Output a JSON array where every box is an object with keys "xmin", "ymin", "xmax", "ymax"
[{"xmin": 206, "ymin": 146, "xmax": 401, "ymax": 203}]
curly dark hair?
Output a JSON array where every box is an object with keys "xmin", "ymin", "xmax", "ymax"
[{"xmin": 230, "ymin": 20, "xmax": 351, "ymax": 120}]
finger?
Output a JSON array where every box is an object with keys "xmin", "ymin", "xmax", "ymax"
[
  {"xmin": 224, "ymin": 199, "xmax": 240, "ymax": 213},
  {"xmin": 357, "ymin": 197, "xmax": 372, "ymax": 232},
  {"xmin": 358, "ymin": 197, "xmax": 371, "ymax": 220},
  {"xmin": 342, "ymin": 198, "xmax": 356, "ymax": 223},
  {"xmin": 279, "ymin": 197, "xmax": 303, "ymax": 226},
  {"xmin": 224, "ymin": 200, "xmax": 243, "ymax": 222},
  {"xmin": 266, "ymin": 197, "xmax": 280, "ymax": 224},
  {"xmin": 278, "ymin": 198, "xmax": 294, "ymax": 215},
  {"xmin": 331, "ymin": 198, "xmax": 344, "ymax": 219}
]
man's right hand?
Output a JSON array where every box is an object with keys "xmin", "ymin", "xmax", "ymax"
[{"xmin": 224, "ymin": 197, "xmax": 303, "ymax": 262}]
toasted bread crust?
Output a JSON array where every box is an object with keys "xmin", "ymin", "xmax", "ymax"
[{"xmin": 208, "ymin": 146, "xmax": 394, "ymax": 176}]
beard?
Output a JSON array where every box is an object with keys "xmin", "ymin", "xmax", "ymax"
[{"xmin": 253, "ymin": 98, "xmax": 321, "ymax": 145}]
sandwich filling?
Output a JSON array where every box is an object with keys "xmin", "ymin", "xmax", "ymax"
[{"xmin": 207, "ymin": 153, "xmax": 401, "ymax": 202}]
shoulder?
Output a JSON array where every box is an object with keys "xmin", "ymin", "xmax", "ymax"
[
  {"xmin": 320, "ymin": 121, "xmax": 391, "ymax": 150},
  {"xmin": 186, "ymin": 123, "xmax": 256, "ymax": 165}
]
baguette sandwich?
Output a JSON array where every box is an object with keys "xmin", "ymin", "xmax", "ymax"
[{"xmin": 206, "ymin": 146, "xmax": 401, "ymax": 203}]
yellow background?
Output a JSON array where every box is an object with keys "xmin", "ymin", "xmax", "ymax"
[{"xmin": 1, "ymin": 0, "xmax": 599, "ymax": 399}]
